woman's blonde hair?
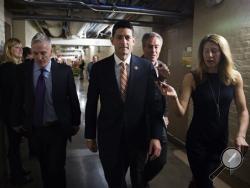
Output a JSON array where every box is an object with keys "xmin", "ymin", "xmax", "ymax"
[
  {"xmin": 196, "ymin": 34, "xmax": 236, "ymax": 85},
  {"xmin": 3, "ymin": 38, "xmax": 22, "ymax": 64}
]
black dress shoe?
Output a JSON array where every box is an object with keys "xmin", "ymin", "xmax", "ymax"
[{"xmin": 10, "ymin": 175, "xmax": 33, "ymax": 186}]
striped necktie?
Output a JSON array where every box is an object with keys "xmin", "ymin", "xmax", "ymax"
[{"xmin": 120, "ymin": 62, "xmax": 128, "ymax": 101}]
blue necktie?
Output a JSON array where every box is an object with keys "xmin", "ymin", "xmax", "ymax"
[{"xmin": 34, "ymin": 69, "xmax": 46, "ymax": 127}]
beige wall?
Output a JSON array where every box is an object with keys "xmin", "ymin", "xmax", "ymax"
[
  {"xmin": 12, "ymin": 20, "xmax": 26, "ymax": 46},
  {"xmin": 4, "ymin": 11, "xmax": 13, "ymax": 41},
  {"xmin": 193, "ymin": 0, "xmax": 250, "ymax": 185},
  {"xmin": 0, "ymin": 0, "xmax": 4, "ymax": 55},
  {"xmin": 12, "ymin": 20, "xmax": 38, "ymax": 47},
  {"xmin": 25, "ymin": 21, "xmax": 39, "ymax": 47}
]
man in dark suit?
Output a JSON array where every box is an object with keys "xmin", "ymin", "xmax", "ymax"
[
  {"xmin": 85, "ymin": 21, "xmax": 164, "ymax": 188},
  {"xmin": 11, "ymin": 33, "xmax": 81, "ymax": 188},
  {"xmin": 142, "ymin": 32, "xmax": 170, "ymax": 187},
  {"xmin": 86, "ymin": 55, "xmax": 99, "ymax": 81}
]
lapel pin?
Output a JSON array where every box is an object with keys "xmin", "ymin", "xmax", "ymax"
[{"xmin": 134, "ymin": 66, "xmax": 139, "ymax": 70}]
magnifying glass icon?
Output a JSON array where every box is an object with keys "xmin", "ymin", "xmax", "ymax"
[
  {"xmin": 209, "ymin": 147, "xmax": 244, "ymax": 180},
  {"xmin": 222, "ymin": 148, "xmax": 242, "ymax": 169}
]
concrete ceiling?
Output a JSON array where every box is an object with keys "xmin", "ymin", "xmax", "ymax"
[{"xmin": 5, "ymin": 0, "xmax": 194, "ymax": 39}]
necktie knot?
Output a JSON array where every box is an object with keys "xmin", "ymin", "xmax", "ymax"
[
  {"xmin": 120, "ymin": 61, "xmax": 126, "ymax": 68},
  {"xmin": 40, "ymin": 68, "xmax": 45, "ymax": 76}
]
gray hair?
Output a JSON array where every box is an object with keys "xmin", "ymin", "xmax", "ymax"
[
  {"xmin": 31, "ymin": 33, "xmax": 51, "ymax": 46},
  {"xmin": 142, "ymin": 32, "xmax": 163, "ymax": 47}
]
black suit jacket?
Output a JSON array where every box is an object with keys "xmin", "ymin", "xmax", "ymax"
[
  {"xmin": 12, "ymin": 59, "xmax": 81, "ymax": 136},
  {"xmin": 0, "ymin": 62, "xmax": 18, "ymax": 125},
  {"xmin": 85, "ymin": 54, "xmax": 164, "ymax": 158}
]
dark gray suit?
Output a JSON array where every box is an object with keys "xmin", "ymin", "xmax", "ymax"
[
  {"xmin": 12, "ymin": 59, "xmax": 81, "ymax": 188},
  {"xmin": 85, "ymin": 54, "xmax": 163, "ymax": 188}
]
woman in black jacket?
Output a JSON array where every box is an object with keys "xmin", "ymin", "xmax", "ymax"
[{"xmin": 0, "ymin": 38, "xmax": 32, "ymax": 185}]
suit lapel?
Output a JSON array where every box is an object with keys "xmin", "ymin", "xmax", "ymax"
[
  {"xmin": 109, "ymin": 55, "xmax": 123, "ymax": 102},
  {"xmin": 50, "ymin": 60, "xmax": 57, "ymax": 101},
  {"xmin": 126, "ymin": 55, "xmax": 141, "ymax": 100},
  {"xmin": 23, "ymin": 60, "xmax": 35, "ymax": 109}
]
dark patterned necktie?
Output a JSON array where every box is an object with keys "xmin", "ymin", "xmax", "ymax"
[
  {"xmin": 120, "ymin": 62, "xmax": 128, "ymax": 101},
  {"xmin": 33, "ymin": 69, "xmax": 46, "ymax": 127}
]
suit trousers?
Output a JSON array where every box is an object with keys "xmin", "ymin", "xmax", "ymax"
[
  {"xmin": 100, "ymin": 141, "xmax": 148, "ymax": 188},
  {"xmin": 30, "ymin": 124, "xmax": 67, "ymax": 188},
  {"xmin": 6, "ymin": 126, "xmax": 24, "ymax": 179},
  {"xmin": 144, "ymin": 141, "xmax": 167, "ymax": 182},
  {"xmin": 144, "ymin": 127, "xmax": 167, "ymax": 182}
]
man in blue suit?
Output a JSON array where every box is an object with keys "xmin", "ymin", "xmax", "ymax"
[
  {"xmin": 85, "ymin": 21, "xmax": 164, "ymax": 188},
  {"xmin": 11, "ymin": 33, "xmax": 81, "ymax": 188}
]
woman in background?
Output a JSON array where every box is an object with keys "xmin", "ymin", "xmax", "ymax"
[
  {"xmin": 0, "ymin": 38, "xmax": 32, "ymax": 185},
  {"xmin": 160, "ymin": 34, "xmax": 249, "ymax": 188}
]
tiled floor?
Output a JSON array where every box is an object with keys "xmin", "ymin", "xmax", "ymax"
[{"xmin": 3, "ymin": 78, "xmax": 250, "ymax": 188}]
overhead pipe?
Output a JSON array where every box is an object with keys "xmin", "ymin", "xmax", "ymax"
[
  {"xmin": 12, "ymin": 14, "xmax": 165, "ymax": 27},
  {"xmin": 79, "ymin": 2, "xmax": 188, "ymax": 18},
  {"xmin": 34, "ymin": 20, "xmax": 46, "ymax": 34},
  {"xmin": 23, "ymin": 0, "xmax": 191, "ymax": 18}
]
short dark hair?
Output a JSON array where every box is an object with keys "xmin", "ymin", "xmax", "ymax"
[
  {"xmin": 112, "ymin": 20, "xmax": 134, "ymax": 37},
  {"xmin": 22, "ymin": 47, "xmax": 31, "ymax": 59}
]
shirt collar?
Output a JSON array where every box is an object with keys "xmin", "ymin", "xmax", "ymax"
[
  {"xmin": 34, "ymin": 60, "xmax": 52, "ymax": 73},
  {"xmin": 114, "ymin": 54, "xmax": 131, "ymax": 66},
  {"xmin": 141, "ymin": 54, "xmax": 158, "ymax": 67},
  {"xmin": 153, "ymin": 61, "xmax": 159, "ymax": 68}
]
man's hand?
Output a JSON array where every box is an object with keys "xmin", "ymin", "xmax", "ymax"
[
  {"xmin": 158, "ymin": 63, "xmax": 170, "ymax": 82},
  {"xmin": 11, "ymin": 126, "xmax": 30, "ymax": 137},
  {"xmin": 235, "ymin": 136, "xmax": 249, "ymax": 153},
  {"xmin": 12, "ymin": 126, "xmax": 24, "ymax": 133},
  {"xmin": 148, "ymin": 139, "xmax": 161, "ymax": 160},
  {"xmin": 71, "ymin": 126, "xmax": 80, "ymax": 136},
  {"xmin": 159, "ymin": 82, "xmax": 177, "ymax": 99},
  {"xmin": 85, "ymin": 139, "xmax": 98, "ymax": 152}
]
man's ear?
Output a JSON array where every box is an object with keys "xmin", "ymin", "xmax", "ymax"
[
  {"xmin": 110, "ymin": 37, "xmax": 114, "ymax": 45},
  {"xmin": 132, "ymin": 37, "xmax": 135, "ymax": 45},
  {"xmin": 49, "ymin": 47, "xmax": 53, "ymax": 57}
]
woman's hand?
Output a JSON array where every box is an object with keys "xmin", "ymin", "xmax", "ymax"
[
  {"xmin": 235, "ymin": 136, "xmax": 249, "ymax": 154},
  {"xmin": 159, "ymin": 82, "xmax": 177, "ymax": 99}
]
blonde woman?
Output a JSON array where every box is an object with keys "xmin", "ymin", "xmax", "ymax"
[
  {"xmin": 0, "ymin": 38, "xmax": 32, "ymax": 185},
  {"xmin": 160, "ymin": 34, "xmax": 249, "ymax": 188},
  {"xmin": 2, "ymin": 38, "xmax": 23, "ymax": 64}
]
